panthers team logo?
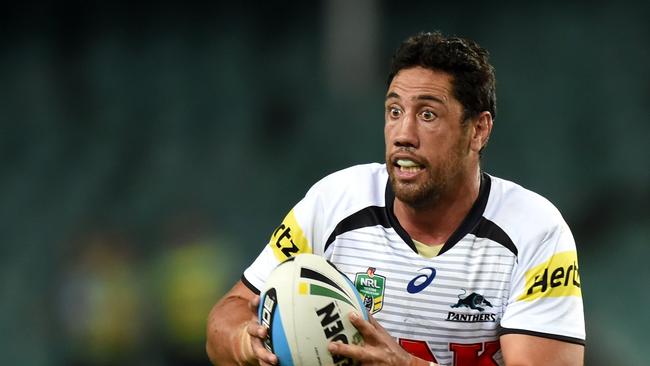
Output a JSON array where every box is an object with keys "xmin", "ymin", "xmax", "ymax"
[
  {"xmin": 451, "ymin": 290, "xmax": 493, "ymax": 312},
  {"xmin": 446, "ymin": 289, "xmax": 497, "ymax": 323},
  {"xmin": 354, "ymin": 267, "xmax": 386, "ymax": 314}
]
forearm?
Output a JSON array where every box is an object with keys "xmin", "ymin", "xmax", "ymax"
[{"xmin": 206, "ymin": 286, "xmax": 257, "ymax": 365}]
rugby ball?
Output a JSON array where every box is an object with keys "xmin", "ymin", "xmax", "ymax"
[{"xmin": 257, "ymin": 253, "xmax": 368, "ymax": 366}]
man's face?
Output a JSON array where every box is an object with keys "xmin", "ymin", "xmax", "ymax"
[{"xmin": 384, "ymin": 66, "xmax": 473, "ymax": 207}]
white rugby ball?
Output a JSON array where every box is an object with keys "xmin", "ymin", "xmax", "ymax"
[{"xmin": 257, "ymin": 253, "xmax": 368, "ymax": 366}]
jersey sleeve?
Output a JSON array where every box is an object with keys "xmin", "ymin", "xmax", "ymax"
[
  {"xmin": 499, "ymin": 219, "xmax": 585, "ymax": 344},
  {"xmin": 241, "ymin": 163, "xmax": 388, "ymax": 294},
  {"xmin": 241, "ymin": 184, "xmax": 328, "ymax": 294}
]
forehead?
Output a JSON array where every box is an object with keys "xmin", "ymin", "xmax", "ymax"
[{"xmin": 387, "ymin": 67, "xmax": 455, "ymax": 103}]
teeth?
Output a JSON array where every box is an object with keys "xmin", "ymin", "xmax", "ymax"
[
  {"xmin": 396, "ymin": 159, "xmax": 419, "ymax": 167},
  {"xmin": 400, "ymin": 166, "xmax": 421, "ymax": 173},
  {"xmin": 396, "ymin": 159, "xmax": 422, "ymax": 173}
]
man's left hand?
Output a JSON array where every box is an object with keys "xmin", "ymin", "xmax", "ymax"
[{"xmin": 327, "ymin": 312, "xmax": 428, "ymax": 366}]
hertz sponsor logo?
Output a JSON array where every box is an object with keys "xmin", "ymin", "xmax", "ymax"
[
  {"xmin": 518, "ymin": 250, "xmax": 581, "ymax": 301},
  {"xmin": 268, "ymin": 209, "xmax": 311, "ymax": 261}
]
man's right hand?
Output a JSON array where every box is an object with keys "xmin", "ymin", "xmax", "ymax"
[
  {"xmin": 243, "ymin": 296, "xmax": 279, "ymax": 366},
  {"xmin": 206, "ymin": 280, "xmax": 279, "ymax": 366}
]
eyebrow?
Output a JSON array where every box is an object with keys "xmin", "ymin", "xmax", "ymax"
[{"xmin": 385, "ymin": 92, "xmax": 446, "ymax": 105}]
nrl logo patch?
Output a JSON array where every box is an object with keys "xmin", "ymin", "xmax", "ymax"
[{"xmin": 354, "ymin": 267, "xmax": 386, "ymax": 314}]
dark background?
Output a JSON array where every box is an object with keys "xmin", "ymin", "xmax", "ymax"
[{"xmin": 1, "ymin": 1, "xmax": 648, "ymax": 365}]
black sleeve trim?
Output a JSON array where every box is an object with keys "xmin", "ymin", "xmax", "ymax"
[
  {"xmin": 324, "ymin": 206, "xmax": 392, "ymax": 252},
  {"xmin": 472, "ymin": 217, "xmax": 518, "ymax": 256},
  {"xmin": 498, "ymin": 326, "xmax": 585, "ymax": 346},
  {"xmin": 241, "ymin": 274, "xmax": 260, "ymax": 295}
]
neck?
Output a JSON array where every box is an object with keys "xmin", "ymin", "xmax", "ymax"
[{"xmin": 394, "ymin": 169, "xmax": 481, "ymax": 245}]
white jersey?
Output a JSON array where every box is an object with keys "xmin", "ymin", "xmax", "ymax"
[{"xmin": 243, "ymin": 163, "xmax": 585, "ymax": 366}]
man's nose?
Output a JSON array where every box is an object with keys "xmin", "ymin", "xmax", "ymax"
[{"xmin": 394, "ymin": 114, "xmax": 418, "ymax": 148}]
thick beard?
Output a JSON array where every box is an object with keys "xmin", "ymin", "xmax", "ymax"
[
  {"xmin": 389, "ymin": 165, "xmax": 445, "ymax": 208},
  {"xmin": 387, "ymin": 136, "xmax": 469, "ymax": 209}
]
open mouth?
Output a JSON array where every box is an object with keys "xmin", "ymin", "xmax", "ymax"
[{"xmin": 394, "ymin": 158, "xmax": 424, "ymax": 173}]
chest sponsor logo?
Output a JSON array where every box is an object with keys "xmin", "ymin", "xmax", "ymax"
[
  {"xmin": 354, "ymin": 267, "xmax": 386, "ymax": 314},
  {"xmin": 268, "ymin": 209, "xmax": 311, "ymax": 261},
  {"xmin": 406, "ymin": 267, "xmax": 436, "ymax": 294},
  {"xmin": 446, "ymin": 290, "xmax": 497, "ymax": 323},
  {"xmin": 517, "ymin": 250, "xmax": 581, "ymax": 302}
]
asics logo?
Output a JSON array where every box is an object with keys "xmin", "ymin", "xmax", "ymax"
[{"xmin": 407, "ymin": 267, "xmax": 436, "ymax": 294}]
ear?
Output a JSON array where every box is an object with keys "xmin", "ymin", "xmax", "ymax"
[{"xmin": 469, "ymin": 111, "xmax": 493, "ymax": 153}]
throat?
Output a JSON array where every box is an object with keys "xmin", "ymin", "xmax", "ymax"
[
  {"xmin": 393, "ymin": 200, "xmax": 457, "ymax": 245},
  {"xmin": 393, "ymin": 185, "xmax": 479, "ymax": 246}
]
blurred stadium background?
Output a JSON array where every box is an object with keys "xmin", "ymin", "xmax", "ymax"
[{"xmin": 1, "ymin": 1, "xmax": 648, "ymax": 365}]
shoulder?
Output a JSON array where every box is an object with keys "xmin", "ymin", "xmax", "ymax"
[
  {"xmin": 487, "ymin": 175, "xmax": 564, "ymax": 221},
  {"xmin": 307, "ymin": 163, "xmax": 388, "ymax": 203},
  {"xmin": 485, "ymin": 174, "xmax": 570, "ymax": 249},
  {"xmin": 294, "ymin": 163, "xmax": 388, "ymax": 229}
]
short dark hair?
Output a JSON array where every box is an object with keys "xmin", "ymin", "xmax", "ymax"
[{"xmin": 387, "ymin": 31, "xmax": 497, "ymax": 122}]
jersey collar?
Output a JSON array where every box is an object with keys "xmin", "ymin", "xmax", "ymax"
[{"xmin": 384, "ymin": 172, "xmax": 492, "ymax": 255}]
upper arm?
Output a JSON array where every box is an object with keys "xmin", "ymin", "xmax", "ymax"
[
  {"xmin": 497, "ymin": 194, "xmax": 585, "ymax": 365},
  {"xmin": 207, "ymin": 280, "xmax": 258, "ymax": 343},
  {"xmin": 208, "ymin": 280, "xmax": 257, "ymax": 318},
  {"xmin": 500, "ymin": 333, "xmax": 584, "ymax": 366},
  {"xmin": 500, "ymin": 214, "xmax": 585, "ymax": 342}
]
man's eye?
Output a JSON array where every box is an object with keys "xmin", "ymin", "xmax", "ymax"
[
  {"xmin": 388, "ymin": 107, "xmax": 402, "ymax": 118},
  {"xmin": 420, "ymin": 110, "xmax": 436, "ymax": 121}
]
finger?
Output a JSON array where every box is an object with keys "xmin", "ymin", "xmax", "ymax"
[
  {"xmin": 246, "ymin": 320, "xmax": 266, "ymax": 337},
  {"xmin": 366, "ymin": 313, "xmax": 392, "ymax": 337},
  {"xmin": 348, "ymin": 311, "xmax": 377, "ymax": 338},
  {"xmin": 246, "ymin": 320, "xmax": 279, "ymax": 365},
  {"xmin": 328, "ymin": 341, "xmax": 370, "ymax": 362},
  {"xmin": 367, "ymin": 313, "xmax": 381, "ymax": 326},
  {"xmin": 250, "ymin": 335, "xmax": 278, "ymax": 365}
]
